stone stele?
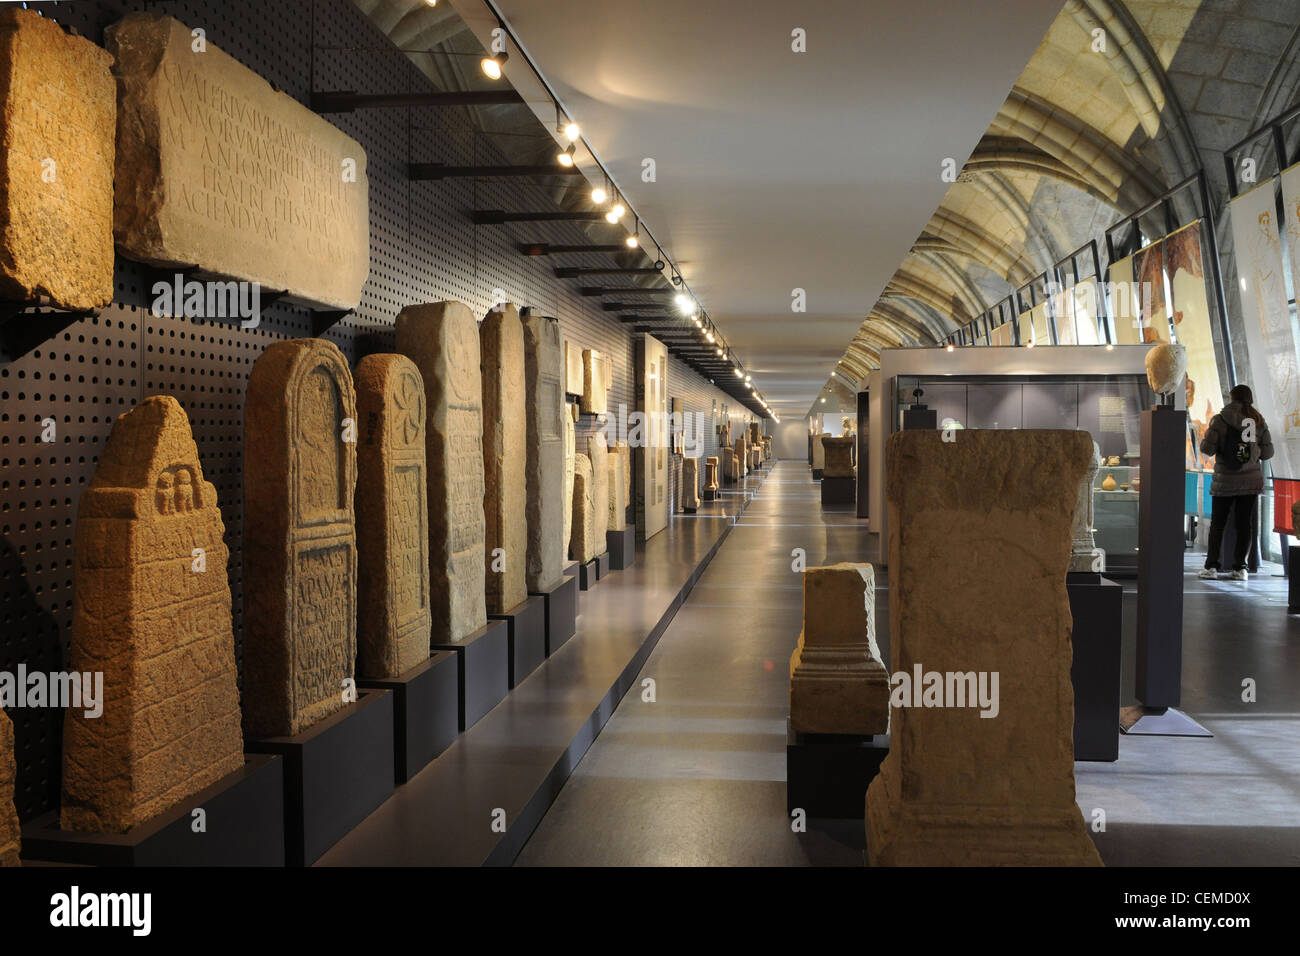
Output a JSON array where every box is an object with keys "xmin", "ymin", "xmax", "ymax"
[
  {"xmin": 1069, "ymin": 439, "xmax": 1102, "ymax": 573},
  {"xmin": 589, "ymin": 432, "xmax": 611, "ymax": 554},
  {"xmin": 789, "ymin": 563, "xmax": 889, "ymax": 735},
  {"xmin": 564, "ymin": 341, "xmax": 584, "ymax": 395},
  {"xmin": 397, "ymin": 302, "xmax": 487, "ymax": 643},
  {"xmin": 354, "ymin": 354, "xmax": 431, "ymax": 679},
  {"xmin": 523, "ymin": 312, "xmax": 565, "ymax": 593},
  {"xmin": 0, "ymin": 9, "xmax": 115, "ymax": 311},
  {"xmin": 1, "ymin": 707, "xmax": 22, "ymax": 864},
  {"xmin": 812, "ymin": 434, "xmax": 827, "ymax": 471},
  {"xmin": 865, "ymin": 429, "xmax": 1102, "ymax": 866},
  {"xmin": 704, "ymin": 456, "xmax": 719, "ymax": 492},
  {"xmin": 1145, "ymin": 342, "xmax": 1188, "ymax": 396},
  {"xmin": 680, "ymin": 457, "xmax": 701, "ymax": 511},
  {"xmin": 735, "ymin": 437, "xmax": 748, "ymax": 477},
  {"xmin": 62, "ymin": 396, "xmax": 243, "ymax": 831},
  {"xmin": 107, "ymin": 12, "xmax": 369, "ymax": 310},
  {"xmin": 571, "ymin": 453, "xmax": 598, "ymax": 563},
  {"xmin": 481, "ymin": 304, "xmax": 528, "ymax": 614},
  {"xmin": 608, "ymin": 442, "xmax": 629, "ymax": 532},
  {"xmin": 563, "ymin": 402, "xmax": 577, "ymax": 557},
  {"xmin": 243, "ymin": 339, "xmax": 358, "ymax": 739},
  {"xmin": 823, "ymin": 436, "xmax": 855, "ymax": 478},
  {"xmin": 581, "ymin": 349, "xmax": 608, "ymax": 415}
]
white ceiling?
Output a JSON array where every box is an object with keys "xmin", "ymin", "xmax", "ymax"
[{"xmin": 490, "ymin": 0, "xmax": 1064, "ymax": 417}]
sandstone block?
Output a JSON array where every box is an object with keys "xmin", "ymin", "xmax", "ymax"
[
  {"xmin": 1, "ymin": 708, "xmax": 20, "ymax": 865},
  {"xmin": 865, "ymin": 430, "xmax": 1102, "ymax": 866},
  {"xmin": 812, "ymin": 434, "xmax": 826, "ymax": 470},
  {"xmin": 608, "ymin": 441, "xmax": 629, "ymax": 532},
  {"xmin": 589, "ymin": 432, "xmax": 610, "ymax": 554},
  {"xmin": 680, "ymin": 456, "xmax": 701, "ymax": 511},
  {"xmin": 243, "ymin": 339, "xmax": 358, "ymax": 738},
  {"xmin": 63, "ymin": 396, "xmax": 243, "ymax": 831},
  {"xmin": 571, "ymin": 453, "xmax": 598, "ymax": 563},
  {"xmin": 523, "ymin": 312, "xmax": 565, "ymax": 593},
  {"xmin": 581, "ymin": 349, "xmax": 608, "ymax": 415},
  {"xmin": 564, "ymin": 341, "xmax": 583, "ymax": 395},
  {"xmin": 563, "ymin": 402, "xmax": 576, "ymax": 556},
  {"xmin": 704, "ymin": 456, "xmax": 719, "ymax": 492},
  {"xmin": 397, "ymin": 302, "xmax": 487, "ymax": 643},
  {"xmin": 481, "ymin": 305, "xmax": 527, "ymax": 614},
  {"xmin": 823, "ymin": 436, "xmax": 855, "ymax": 478},
  {"xmin": 107, "ymin": 12, "xmax": 369, "ymax": 310},
  {"xmin": 355, "ymin": 354, "xmax": 431, "ymax": 679},
  {"xmin": 0, "ymin": 9, "xmax": 115, "ymax": 310}
]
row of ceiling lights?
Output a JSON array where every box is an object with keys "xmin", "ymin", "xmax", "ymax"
[{"xmin": 476, "ymin": 12, "xmax": 774, "ymax": 420}]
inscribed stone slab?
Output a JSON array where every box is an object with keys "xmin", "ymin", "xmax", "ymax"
[
  {"xmin": 481, "ymin": 304, "xmax": 527, "ymax": 614},
  {"xmin": 0, "ymin": 9, "xmax": 115, "ymax": 310},
  {"xmin": 571, "ymin": 453, "xmax": 598, "ymax": 564},
  {"xmin": 680, "ymin": 456, "xmax": 700, "ymax": 511},
  {"xmin": 865, "ymin": 430, "xmax": 1101, "ymax": 866},
  {"xmin": 355, "ymin": 354, "xmax": 431, "ymax": 679},
  {"xmin": 608, "ymin": 441, "xmax": 628, "ymax": 532},
  {"xmin": 581, "ymin": 349, "xmax": 608, "ymax": 415},
  {"xmin": 564, "ymin": 341, "xmax": 583, "ymax": 395},
  {"xmin": 523, "ymin": 312, "xmax": 565, "ymax": 593},
  {"xmin": 704, "ymin": 456, "xmax": 719, "ymax": 492},
  {"xmin": 397, "ymin": 302, "xmax": 487, "ymax": 643},
  {"xmin": 243, "ymin": 339, "xmax": 358, "ymax": 739},
  {"xmin": 63, "ymin": 396, "xmax": 243, "ymax": 831},
  {"xmin": 1, "ymin": 708, "xmax": 20, "ymax": 864},
  {"xmin": 588, "ymin": 432, "xmax": 610, "ymax": 553},
  {"xmin": 563, "ymin": 402, "xmax": 576, "ymax": 556},
  {"xmin": 107, "ymin": 12, "xmax": 369, "ymax": 310},
  {"xmin": 823, "ymin": 436, "xmax": 855, "ymax": 477}
]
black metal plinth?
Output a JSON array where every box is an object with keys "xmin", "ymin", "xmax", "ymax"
[
  {"xmin": 702, "ymin": 487, "xmax": 717, "ymax": 501},
  {"xmin": 1136, "ymin": 407, "xmax": 1186, "ymax": 708},
  {"xmin": 820, "ymin": 475, "xmax": 855, "ymax": 505},
  {"xmin": 20, "ymin": 754, "xmax": 284, "ymax": 866},
  {"xmin": 1067, "ymin": 572, "xmax": 1122, "ymax": 761},
  {"xmin": 489, "ymin": 594, "xmax": 548, "ymax": 688},
  {"xmin": 579, "ymin": 557, "xmax": 599, "ymax": 590},
  {"xmin": 607, "ymin": 525, "xmax": 636, "ymax": 570},
  {"xmin": 531, "ymin": 574, "xmax": 578, "ymax": 655},
  {"xmin": 358, "ymin": 651, "xmax": 460, "ymax": 783},
  {"xmin": 811, "ymin": 468, "xmax": 823, "ymax": 481},
  {"xmin": 1289, "ymin": 546, "xmax": 1300, "ymax": 613},
  {"xmin": 245, "ymin": 690, "xmax": 395, "ymax": 866},
  {"xmin": 785, "ymin": 722, "xmax": 889, "ymax": 819},
  {"xmin": 433, "ymin": 618, "xmax": 510, "ymax": 731}
]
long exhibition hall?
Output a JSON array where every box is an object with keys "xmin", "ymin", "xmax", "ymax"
[{"xmin": 0, "ymin": 0, "xmax": 1296, "ymax": 931}]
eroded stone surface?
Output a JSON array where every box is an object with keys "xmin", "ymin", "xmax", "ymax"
[
  {"xmin": 355, "ymin": 354, "xmax": 431, "ymax": 679},
  {"xmin": 0, "ymin": 10, "xmax": 115, "ymax": 311},
  {"xmin": 1, "ymin": 708, "xmax": 22, "ymax": 863},
  {"xmin": 589, "ymin": 432, "xmax": 610, "ymax": 554},
  {"xmin": 563, "ymin": 403, "xmax": 576, "ymax": 557},
  {"xmin": 704, "ymin": 456, "xmax": 719, "ymax": 492},
  {"xmin": 244, "ymin": 341, "xmax": 357, "ymax": 738},
  {"xmin": 63, "ymin": 396, "xmax": 242, "ymax": 831},
  {"xmin": 608, "ymin": 441, "xmax": 629, "ymax": 532},
  {"xmin": 564, "ymin": 341, "xmax": 583, "ymax": 395},
  {"xmin": 1069, "ymin": 439, "xmax": 1102, "ymax": 573},
  {"xmin": 481, "ymin": 305, "xmax": 527, "ymax": 614},
  {"xmin": 523, "ymin": 312, "xmax": 564, "ymax": 593},
  {"xmin": 735, "ymin": 437, "xmax": 748, "ymax": 477},
  {"xmin": 823, "ymin": 436, "xmax": 855, "ymax": 478},
  {"xmin": 571, "ymin": 453, "xmax": 598, "ymax": 564},
  {"xmin": 1145, "ymin": 342, "xmax": 1187, "ymax": 396},
  {"xmin": 812, "ymin": 434, "xmax": 827, "ymax": 470},
  {"xmin": 108, "ymin": 12, "xmax": 369, "ymax": 309},
  {"xmin": 789, "ymin": 563, "xmax": 888, "ymax": 735},
  {"xmin": 581, "ymin": 349, "xmax": 608, "ymax": 415},
  {"xmin": 680, "ymin": 457, "xmax": 701, "ymax": 511},
  {"xmin": 397, "ymin": 302, "xmax": 487, "ymax": 643},
  {"xmin": 865, "ymin": 430, "xmax": 1101, "ymax": 866}
]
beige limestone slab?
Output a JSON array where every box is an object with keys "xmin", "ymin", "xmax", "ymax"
[
  {"xmin": 63, "ymin": 396, "xmax": 243, "ymax": 831},
  {"xmin": 481, "ymin": 305, "xmax": 527, "ymax": 614},
  {"xmin": 704, "ymin": 456, "xmax": 719, "ymax": 491},
  {"xmin": 563, "ymin": 402, "xmax": 576, "ymax": 556},
  {"xmin": 581, "ymin": 348, "xmax": 608, "ymax": 415},
  {"xmin": 564, "ymin": 340, "xmax": 584, "ymax": 395},
  {"xmin": 589, "ymin": 432, "xmax": 610, "ymax": 554},
  {"xmin": 0, "ymin": 9, "xmax": 115, "ymax": 310},
  {"xmin": 608, "ymin": 442, "xmax": 628, "ymax": 532},
  {"xmin": 107, "ymin": 12, "xmax": 369, "ymax": 310},
  {"xmin": 571, "ymin": 453, "xmax": 598, "ymax": 564},
  {"xmin": 680, "ymin": 457, "xmax": 701, "ymax": 511},
  {"xmin": 523, "ymin": 312, "xmax": 565, "ymax": 593}
]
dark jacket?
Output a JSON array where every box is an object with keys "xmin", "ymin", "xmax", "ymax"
[{"xmin": 1200, "ymin": 401, "xmax": 1274, "ymax": 496}]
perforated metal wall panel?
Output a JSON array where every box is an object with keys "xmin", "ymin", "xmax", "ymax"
[{"xmin": 0, "ymin": 0, "xmax": 760, "ymax": 821}]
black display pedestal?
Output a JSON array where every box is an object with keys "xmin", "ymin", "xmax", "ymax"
[
  {"xmin": 20, "ymin": 754, "xmax": 284, "ymax": 866},
  {"xmin": 607, "ymin": 525, "xmax": 636, "ymax": 570},
  {"xmin": 490, "ymin": 594, "xmax": 547, "ymax": 688},
  {"xmin": 579, "ymin": 557, "xmax": 598, "ymax": 590},
  {"xmin": 811, "ymin": 468, "xmax": 823, "ymax": 481},
  {"xmin": 358, "ymin": 651, "xmax": 459, "ymax": 783},
  {"xmin": 246, "ymin": 690, "xmax": 395, "ymax": 866},
  {"xmin": 597, "ymin": 551, "xmax": 610, "ymax": 578},
  {"xmin": 1290, "ymin": 546, "xmax": 1300, "ymax": 613},
  {"xmin": 681, "ymin": 506, "xmax": 697, "ymax": 514},
  {"xmin": 531, "ymin": 573, "xmax": 578, "ymax": 655},
  {"xmin": 702, "ymin": 487, "xmax": 717, "ymax": 501},
  {"xmin": 433, "ymin": 618, "xmax": 509, "ymax": 731},
  {"xmin": 820, "ymin": 475, "xmax": 855, "ymax": 506},
  {"xmin": 1067, "ymin": 572, "xmax": 1122, "ymax": 761},
  {"xmin": 785, "ymin": 722, "xmax": 888, "ymax": 819}
]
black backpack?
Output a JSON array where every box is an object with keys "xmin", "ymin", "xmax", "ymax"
[{"xmin": 1219, "ymin": 419, "xmax": 1252, "ymax": 471}]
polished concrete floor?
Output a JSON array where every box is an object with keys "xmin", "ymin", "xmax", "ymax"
[{"xmin": 517, "ymin": 460, "xmax": 1300, "ymax": 866}]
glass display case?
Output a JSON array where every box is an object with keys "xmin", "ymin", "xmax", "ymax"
[{"xmin": 894, "ymin": 373, "xmax": 1154, "ymax": 574}]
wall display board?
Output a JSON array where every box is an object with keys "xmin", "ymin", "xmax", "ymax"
[
  {"xmin": 1016, "ymin": 300, "xmax": 1051, "ymax": 346},
  {"xmin": 1263, "ymin": 165, "xmax": 1300, "ymax": 477},
  {"xmin": 1108, "ymin": 245, "xmax": 1170, "ymax": 346},
  {"xmin": 635, "ymin": 334, "xmax": 669, "ymax": 541},
  {"xmin": 989, "ymin": 321, "xmax": 1014, "ymax": 346},
  {"xmin": 1050, "ymin": 277, "xmax": 1102, "ymax": 346}
]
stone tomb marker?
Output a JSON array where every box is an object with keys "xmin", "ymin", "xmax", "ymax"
[
  {"xmin": 0, "ymin": 9, "xmax": 115, "ymax": 311},
  {"xmin": 822, "ymin": 436, "xmax": 855, "ymax": 477},
  {"xmin": 581, "ymin": 349, "xmax": 609, "ymax": 415},
  {"xmin": 62, "ymin": 396, "xmax": 243, "ymax": 831},
  {"xmin": 355, "ymin": 354, "xmax": 431, "ymax": 679},
  {"xmin": 680, "ymin": 457, "xmax": 701, "ymax": 512},
  {"xmin": 608, "ymin": 442, "xmax": 629, "ymax": 532},
  {"xmin": 704, "ymin": 456, "xmax": 719, "ymax": 493},
  {"xmin": 571, "ymin": 454, "xmax": 598, "ymax": 564},
  {"xmin": 243, "ymin": 339, "xmax": 358, "ymax": 739},
  {"xmin": 563, "ymin": 403, "xmax": 577, "ymax": 557},
  {"xmin": 108, "ymin": 12, "xmax": 369, "ymax": 310},
  {"xmin": 1, "ymin": 708, "xmax": 21, "ymax": 864},
  {"xmin": 397, "ymin": 302, "xmax": 487, "ymax": 642},
  {"xmin": 523, "ymin": 312, "xmax": 565, "ymax": 593},
  {"xmin": 481, "ymin": 304, "xmax": 528, "ymax": 614},
  {"xmin": 588, "ymin": 433, "xmax": 610, "ymax": 553},
  {"xmin": 865, "ymin": 430, "xmax": 1101, "ymax": 866}
]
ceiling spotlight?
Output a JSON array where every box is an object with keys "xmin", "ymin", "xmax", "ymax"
[
  {"xmin": 744, "ymin": 374, "xmax": 751, "ymax": 382},
  {"xmin": 563, "ymin": 121, "xmax": 581, "ymax": 143},
  {"xmin": 946, "ymin": 343, "xmax": 954, "ymax": 352},
  {"xmin": 820, "ymin": 398, "xmax": 826, "ymax": 403},
  {"xmin": 424, "ymin": 0, "xmax": 438, "ymax": 6},
  {"xmin": 605, "ymin": 208, "xmax": 620, "ymax": 223},
  {"xmin": 591, "ymin": 185, "xmax": 607, "ymax": 204},
  {"xmin": 1025, "ymin": 339, "xmax": 1034, "ymax": 349},
  {"xmin": 1105, "ymin": 343, "xmax": 1114, "ymax": 351},
  {"xmin": 625, "ymin": 234, "xmax": 639, "ymax": 248},
  {"xmin": 481, "ymin": 50, "xmax": 508, "ymax": 79},
  {"xmin": 705, "ymin": 331, "xmax": 715, "ymax": 343},
  {"xmin": 716, "ymin": 348, "xmax": 724, "ymax": 357},
  {"xmin": 610, "ymin": 203, "xmax": 625, "ymax": 220},
  {"xmin": 734, "ymin": 368, "xmax": 743, "ymax": 378},
  {"xmin": 675, "ymin": 294, "xmax": 692, "ymax": 312},
  {"xmin": 557, "ymin": 144, "xmax": 576, "ymax": 167}
]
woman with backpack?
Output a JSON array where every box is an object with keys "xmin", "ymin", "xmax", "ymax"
[{"xmin": 1197, "ymin": 384, "xmax": 1274, "ymax": 581}]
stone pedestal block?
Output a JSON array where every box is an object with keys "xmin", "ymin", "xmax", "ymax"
[
  {"xmin": 823, "ymin": 436, "xmax": 855, "ymax": 478},
  {"xmin": 680, "ymin": 457, "xmax": 701, "ymax": 511},
  {"xmin": 589, "ymin": 433, "xmax": 610, "ymax": 554}
]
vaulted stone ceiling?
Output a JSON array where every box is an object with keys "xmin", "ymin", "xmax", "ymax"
[{"xmin": 818, "ymin": 0, "xmax": 1300, "ymax": 414}]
